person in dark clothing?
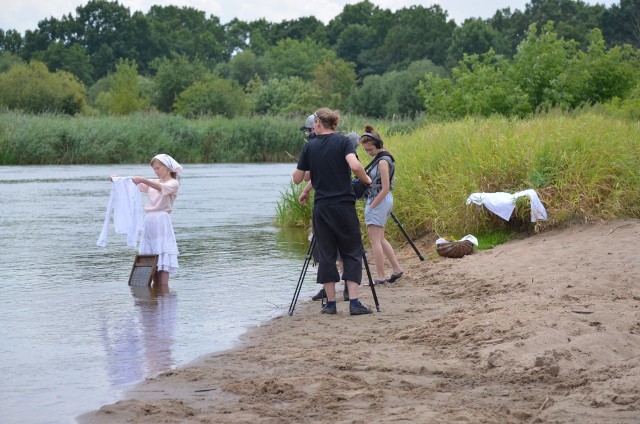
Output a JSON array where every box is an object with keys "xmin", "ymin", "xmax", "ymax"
[{"xmin": 293, "ymin": 108, "xmax": 373, "ymax": 316}]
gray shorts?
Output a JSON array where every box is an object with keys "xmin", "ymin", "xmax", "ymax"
[{"xmin": 365, "ymin": 192, "xmax": 393, "ymax": 226}]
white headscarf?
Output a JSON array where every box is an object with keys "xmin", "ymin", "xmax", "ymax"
[{"xmin": 153, "ymin": 154, "xmax": 183, "ymax": 174}]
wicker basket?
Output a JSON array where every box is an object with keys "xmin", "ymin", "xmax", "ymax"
[{"xmin": 436, "ymin": 240, "xmax": 474, "ymax": 258}]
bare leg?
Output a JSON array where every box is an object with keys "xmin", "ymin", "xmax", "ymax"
[
  {"xmin": 381, "ymin": 238, "xmax": 402, "ymax": 275},
  {"xmin": 346, "ymin": 280, "xmax": 359, "ymax": 300},
  {"xmin": 153, "ymin": 270, "xmax": 170, "ymax": 286},
  {"xmin": 323, "ymin": 282, "xmax": 337, "ymax": 301},
  {"xmin": 367, "ymin": 224, "xmax": 386, "ymax": 280}
]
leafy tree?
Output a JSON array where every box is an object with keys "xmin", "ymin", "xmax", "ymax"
[
  {"xmin": 376, "ymin": 5, "xmax": 455, "ymax": 70},
  {"xmin": 554, "ymin": 28, "xmax": 640, "ymax": 108},
  {"xmin": 174, "ymin": 77, "xmax": 250, "ymax": 118},
  {"xmin": 488, "ymin": 7, "xmax": 530, "ymax": 56},
  {"xmin": 418, "ymin": 50, "xmax": 531, "ymax": 118},
  {"xmin": 334, "ymin": 23, "xmax": 376, "ymax": 65},
  {"xmin": 69, "ymin": 0, "xmax": 137, "ymax": 78},
  {"xmin": 312, "ymin": 58, "xmax": 356, "ymax": 110},
  {"xmin": 447, "ymin": 18, "xmax": 510, "ymax": 67},
  {"xmin": 327, "ymin": 0, "xmax": 383, "ymax": 44},
  {"xmin": 601, "ymin": 0, "xmax": 640, "ymax": 48},
  {"xmin": 0, "ymin": 52, "xmax": 24, "ymax": 72},
  {"xmin": 350, "ymin": 74, "xmax": 389, "ymax": 117},
  {"xmin": 252, "ymin": 77, "xmax": 321, "ymax": 115},
  {"xmin": 262, "ymin": 38, "xmax": 336, "ymax": 81},
  {"xmin": 0, "ymin": 61, "xmax": 86, "ymax": 114},
  {"xmin": 271, "ymin": 17, "xmax": 329, "ymax": 46},
  {"xmin": 510, "ymin": 22, "xmax": 579, "ymax": 111},
  {"xmin": 146, "ymin": 5, "xmax": 227, "ymax": 62},
  {"xmin": 227, "ymin": 49, "xmax": 266, "ymax": 86},
  {"xmin": 0, "ymin": 29, "xmax": 23, "ymax": 54},
  {"xmin": 389, "ymin": 60, "xmax": 448, "ymax": 117},
  {"xmin": 151, "ymin": 54, "xmax": 208, "ymax": 112},
  {"xmin": 95, "ymin": 59, "xmax": 149, "ymax": 114},
  {"xmin": 31, "ymin": 42, "xmax": 95, "ymax": 86},
  {"xmin": 524, "ymin": 0, "xmax": 605, "ymax": 47}
]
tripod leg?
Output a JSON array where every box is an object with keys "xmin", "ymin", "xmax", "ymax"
[
  {"xmin": 288, "ymin": 236, "xmax": 316, "ymax": 316},
  {"xmin": 362, "ymin": 247, "xmax": 381, "ymax": 312},
  {"xmin": 390, "ymin": 212, "xmax": 424, "ymax": 261}
]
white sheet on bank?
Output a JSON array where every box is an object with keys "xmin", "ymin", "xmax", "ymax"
[{"xmin": 466, "ymin": 189, "xmax": 547, "ymax": 222}]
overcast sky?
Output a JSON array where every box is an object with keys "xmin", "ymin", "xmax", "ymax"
[{"xmin": 1, "ymin": 0, "xmax": 619, "ymax": 34}]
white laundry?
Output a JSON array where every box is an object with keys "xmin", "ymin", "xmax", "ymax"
[
  {"xmin": 97, "ymin": 177, "xmax": 143, "ymax": 247},
  {"xmin": 466, "ymin": 189, "xmax": 548, "ymax": 222},
  {"xmin": 436, "ymin": 234, "xmax": 478, "ymax": 246}
]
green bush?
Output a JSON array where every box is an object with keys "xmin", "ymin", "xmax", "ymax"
[
  {"xmin": 0, "ymin": 61, "xmax": 86, "ymax": 115},
  {"xmin": 174, "ymin": 78, "xmax": 250, "ymax": 118}
]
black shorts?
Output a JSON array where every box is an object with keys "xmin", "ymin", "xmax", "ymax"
[{"xmin": 312, "ymin": 201, "xmax": 362, "ymax": 284}]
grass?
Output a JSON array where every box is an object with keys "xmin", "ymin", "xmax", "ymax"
[
  {"xmin": 277, "ymin": 111, "xmax": 640, "ymax": 245},
  {"xmin": 0, "ymin": 110, "xmax": 420, "ymax": 165}
]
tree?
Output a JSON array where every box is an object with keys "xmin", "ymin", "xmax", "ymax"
[
  {"xmin": 350, "ymin": 74, "xmax": 389, "ymax": 117},
  {"xmin": 418, "ymin": 49, "xmax": 530, "ymax": 118},
  {"xmin": 510, "ymin": 22, "xmax": 579, "ymax": 111},
  {"xmin": 376, "ymin": 5, "xmax": 455, "ymax": 70},
  {"xmin": 524, "ymin": 0, "xmax": 605, "ymax": 47},
  {"xmin": 271, "ymin": 17, "xmax": 329, "ymax": 46},
  {"xmin": 227, "ymin": 49, "xmax": 266, "ymax": 86},
  {"xmin": 262, "ymin": 38, "xmax": 336, "ymax": 81},
  {"xmin": 554, "ymin": 28, "xmax": 640, "ymax": 108},
  {"xmin": 95, "ymin": 59, "xmax": 149, "ymax": 114},
  {"xmin": 0, "ymin": 29, "xmax": 23, "ymax": 54},
  {"xmin": 146, "ymin": 5, "xmax": 227, "ymax": 63},
  {"xmin": 0, "ymin": 52, "xmax": 24, "ymax": 72},
  {"xmin": 174, "ymin": 77, "xmax": 250, "ymax": 118},
  {"xmin": 312, "ymin": 58, "xmax": 356, "ymax": 110},
  {"xmin": 31, "ymin": 42, "xmax": 95, "ymax": 86},
  {"xmin": 251, "ymin": 77, "xmax": 321, "ymax": 115},
  {"xmin": 601, "ymin": 0, "xmax": 640, "ymax": 48},
  {"xmin": 0, "ymin": 61, "xmax": 86, "ymax": 114},
  {"xmin": 447, "ymin": 18, "xmax": 510, "ymax": 67},
  {"xmin": 151, "ymin": 54, "xmax": 207, "ymax": 112}
]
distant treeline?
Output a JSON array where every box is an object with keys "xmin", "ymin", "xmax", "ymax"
[{"xmin": 0, "ymin": 0, "xmax": 639, "ymax": 120}]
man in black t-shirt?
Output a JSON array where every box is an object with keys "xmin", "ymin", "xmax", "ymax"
[{"xmin": 293, "ymin": 108, "xmax": 373, "ymax": 316}]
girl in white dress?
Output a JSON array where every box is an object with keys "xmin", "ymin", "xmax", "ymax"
[{"xmin": 133, "ymin": 154, "xmax": 182, "ymax": 286}]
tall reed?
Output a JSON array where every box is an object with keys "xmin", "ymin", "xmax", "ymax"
[
  {"xmin": 278, "ymin": 112, "xmax": 640, "ymax": 244},
  {"xmin": 392, "ymin": 112, "xmax": 640, "ymax": 239}
]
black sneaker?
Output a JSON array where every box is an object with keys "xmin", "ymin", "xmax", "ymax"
[
  {"xmin": 387, "ymin": 271, "xmax": 403, "ymax": 283},
  {"xmin": 349, "ymin": 301, "xmax": 373, "ymax": 315},
  {"xmin": 321, "ymin": 303, "xmax": 337, "ymax": 314},
  {"xmin": 343, "ymin": 285, "xmax": 349, "ymax": 301},
  {"xmin": 312, "ymin": 288, "xmax": 326, "ymax": 301}
]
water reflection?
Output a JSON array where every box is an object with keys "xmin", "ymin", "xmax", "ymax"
[{"xmin": 100, "ymin": 285, "xmax": 177, "ymax": 388}]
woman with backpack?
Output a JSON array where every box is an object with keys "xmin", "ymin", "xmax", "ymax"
[{"xmin": 360, "ymin": 126, "xmax": 403, "ymax": 285}]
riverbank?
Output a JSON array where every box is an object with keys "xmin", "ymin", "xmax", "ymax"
[{"xmin": 79, "ymin": 219, "xmax": 640, "ymax": 423}]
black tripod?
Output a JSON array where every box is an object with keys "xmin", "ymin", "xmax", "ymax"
[
  {"xmin": 390, "ymin": 212, "xmax": 424, "ymax": 261},
  {"xmin": 288, "ymin": 235, "xmax": 380, "ymax": 316}
]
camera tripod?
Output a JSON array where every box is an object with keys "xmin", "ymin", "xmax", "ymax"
[
  {"xmin": 390, "ymin": 212, "xmax": 424, "ymax": 261},
  {"xmin": 288, "ymin": 235, "xmax": 380, "ymax": 316}
]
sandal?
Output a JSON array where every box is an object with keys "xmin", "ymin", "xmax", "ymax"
[
  {"xmin": 387, "ymin": 271, "xmax": 404, "ymax": 283},
  {"xmin": 374, "ymin": 279, "xmax": 387, "ymax": 285}
]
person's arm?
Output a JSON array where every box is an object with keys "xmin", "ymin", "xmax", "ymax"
[
  {"xmin": 292, "ymin": 169, "xmax": 305, "ymax": 184},
  {"xmin": 369, "ymin": 160, "xmax": 391, "ymax": 209},
  {"xmin": 346, "ymin": 153, "xmax": 371, "ymax": 185},
  {"xmin": 133, "ymin": 176, "xmax": 162, "ymax": 191},
  {"xmin": 298, "ymin": 180, "xmax": 313, "ymax": 205}
]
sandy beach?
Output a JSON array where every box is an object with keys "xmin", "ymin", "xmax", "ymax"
[{"xmin": 79, "ymin": 219, "xmax": 640, "ymax": 423}]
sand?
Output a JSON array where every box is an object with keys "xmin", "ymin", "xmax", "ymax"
[{"xmin": 79, "ymin": 219, "xmax": 640, "ymax": 423}]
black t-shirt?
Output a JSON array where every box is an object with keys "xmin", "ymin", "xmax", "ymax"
[{"xmin": 297, "ymin": 132, "xmax": 356, "ymax": 204}]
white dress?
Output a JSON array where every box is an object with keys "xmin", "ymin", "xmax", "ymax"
[{"xmin": 138, "ymin": 179, "xmax": 179, "ymax": 273}]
